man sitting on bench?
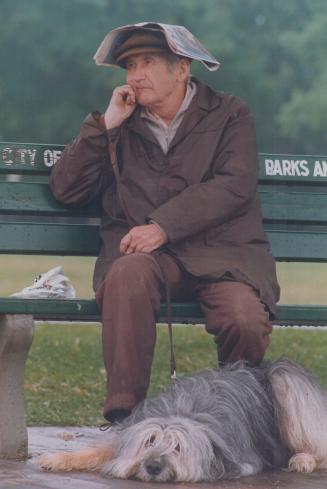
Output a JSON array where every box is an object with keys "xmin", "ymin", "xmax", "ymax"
[{"xmin": 50, "ymin": 22, "xmax": 280, "ymax": 424}]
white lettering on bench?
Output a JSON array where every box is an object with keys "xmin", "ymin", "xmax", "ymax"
[
  {"xmin": 2, "ymin": 147, "xmax": 37, "ymax": 166},
  {"xmin": 43, "ymin": 149, "xmax": 63, "ymax": 167},
  {"xmin": 313, "ymin": 160, "xmax": 327, "ymax": 177},
  {"xmin": 27, "ymin": 149, "xmax": 37, "ymax": 165},
  {"xmin": 265, "ymin": 159, "xmax": 309, "ymax": 177},
  {"xmin": 2, "ymin": 148, "xmax": 13, "ymax": 164}
]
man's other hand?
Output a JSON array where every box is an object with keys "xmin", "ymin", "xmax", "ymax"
[
  {"xmin": 104, "ymin": 85, "xmax": 137, "ymax": 130},
  {"xmin": 120, "ymin": 224, "xmax": 167, "ymax": 255}
]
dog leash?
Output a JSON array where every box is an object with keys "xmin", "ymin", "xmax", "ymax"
[
  {"xmin": 108, "ymin": 138, "xmax": 177, "ymax": 380},
  {"xmin": 153, "ymin": 250, "xmax": 177, "ymax": 380}
]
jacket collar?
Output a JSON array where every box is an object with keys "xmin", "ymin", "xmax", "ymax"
[{"xmin": 191, "ymin": 76, "xmax": 222, "ymax": 112}]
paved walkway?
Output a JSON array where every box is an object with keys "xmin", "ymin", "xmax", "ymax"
[{"xmin": 0, "ymin": 427, "xmax": 326, "ymax": 489}]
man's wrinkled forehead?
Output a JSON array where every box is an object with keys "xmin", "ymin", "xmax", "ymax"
[{"xmin": 123, "ymin": 51, "xmax": 169, "ymax": 67}]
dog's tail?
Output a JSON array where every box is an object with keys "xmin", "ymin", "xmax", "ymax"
[{"xmin": 268, "ymin": 358, "xmax": 327, "ymax": 473}]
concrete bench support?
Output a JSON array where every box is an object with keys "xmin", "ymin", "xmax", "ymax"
[{"xmin": 0, "ymin": 314, "xmax": 34, "ymax": 459}]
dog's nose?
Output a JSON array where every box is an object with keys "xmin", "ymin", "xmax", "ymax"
[{"xmin": 145, "ymin": 459, "xmax": 162, "ymax": 476}]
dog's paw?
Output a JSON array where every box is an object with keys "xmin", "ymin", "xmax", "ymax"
[
  {"xmin": 37, "ymin": 452, "xmax": 71, "ymax": 472},
  {"xmin": 288, "ymin": 453, "xmax": 316, "ymax": 473}
]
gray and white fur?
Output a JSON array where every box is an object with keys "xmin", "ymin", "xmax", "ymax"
[{"xmin": 38, "ymin": 358, "xmax": 327, "ymax": 482}]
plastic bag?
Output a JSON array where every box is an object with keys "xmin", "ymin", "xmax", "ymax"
[{"xmin": 10, "ymin": 266, "xmax": 76, "ymax": 299}]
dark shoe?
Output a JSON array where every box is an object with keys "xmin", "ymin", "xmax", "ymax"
[
  {"xmin": 98, "ymin": 409, "xmax": 131, "ymax": 431},
  {"xmin": 103, "ymin": 408, "xmax": 131, "ymax": 426}
]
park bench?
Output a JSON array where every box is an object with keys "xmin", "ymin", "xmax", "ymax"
[{"xmin": 0, "ymin": 141, "xmax": 327, "ymax": 459}]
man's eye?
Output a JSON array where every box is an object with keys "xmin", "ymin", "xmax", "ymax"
[{"xmin": 125, "ymin": 61, "xmax": 135, "ymax": 70}]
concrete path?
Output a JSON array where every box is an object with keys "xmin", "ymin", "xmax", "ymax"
[{"xmin": 0, "ymin": 427, "xmax": 326, "ymax": 489}]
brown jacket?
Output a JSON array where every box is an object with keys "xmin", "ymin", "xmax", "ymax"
[{"xmin": 50, "ymin": 78, "xmax": 280, "ymax": 315}]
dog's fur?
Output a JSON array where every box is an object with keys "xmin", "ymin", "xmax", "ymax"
[{"xmin": 38, "ymin": 358, "xmax": 327, "ymax": 482}]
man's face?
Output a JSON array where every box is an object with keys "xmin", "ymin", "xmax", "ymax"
[{"xmin": 125, "ymin": 53, "xmax": 184, "ymax": 110}]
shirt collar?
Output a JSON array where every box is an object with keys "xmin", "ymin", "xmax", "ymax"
[{"xmin": 140, "ymin": 79, "xmax": 197, "ymax": 127}]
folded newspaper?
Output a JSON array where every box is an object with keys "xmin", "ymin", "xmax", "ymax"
[
  {"xmin": 94, "ymin": 22, "xmax": 220, "ymax": 71},
  {"xmin": 11, "ymin": 266, "xmax": 76, "ymax": 299}
]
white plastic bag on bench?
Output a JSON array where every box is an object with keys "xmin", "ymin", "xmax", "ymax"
[{"xmin": 10, "ymin": 266, "xmax": 76, "ymax": 299}]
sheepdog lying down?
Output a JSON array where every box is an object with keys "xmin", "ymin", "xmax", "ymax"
[{"xmin": 38, "ymin": 358, "xmax": 327, "ymax": 482}]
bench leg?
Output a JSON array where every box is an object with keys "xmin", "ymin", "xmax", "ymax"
[{"xmin": 0, "ymin": 314, "xmax": 34, "ymax": 459}]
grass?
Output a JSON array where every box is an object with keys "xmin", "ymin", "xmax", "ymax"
[{"xmin": 25, "ymin": 323, "xmax": 327, "ymax": 426}]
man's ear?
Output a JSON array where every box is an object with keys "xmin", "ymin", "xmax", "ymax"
[{"xmin": 177, "ymin": 58, "xmax": 191, "ymax": 82}]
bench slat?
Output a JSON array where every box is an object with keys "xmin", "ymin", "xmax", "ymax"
[
  {"xmin": 0, "ymin": 298, "xmax": 326, "ymax": 325},
  {"xmin": 0, "ymin": 222, "xmax": 326, "ymax": 261},
  {"xmin": 0, "ymin": 182, "xmax": 100, "ymax": 217},
  {"xmin": 1, "ymin": 143, "xmax": 327, "ymax": 183},
  {"xmin": 0, "ymin": 222, "xmax": 101, "ymax": 255},
  {"xmin": 267, "ymin": 229, "xmax": 327, "ymax": 261},
  {"xmin": 0, "ymin": 142, "xmax": 63, "ymax": 176},
  {"xmin": 259, "ymin": 154, "xmax": 327, "ymax": 183},
  {"xmin": 261, "ymin": 190, "xmax": 327, "ymax": 222},
  {"xmin": 1, "ymin": 182, "xmax": 327, "ymax": 225}
]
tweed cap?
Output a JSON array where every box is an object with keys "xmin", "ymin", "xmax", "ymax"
[
  {"xmin": 94, "ymin": 22, "xmax": 220, "ymax": 71},
  {"xmin": 114, "ymin": 31, "xmax": 169, "ymax": 66}
]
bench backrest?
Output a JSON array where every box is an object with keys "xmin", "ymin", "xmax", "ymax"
[{"xmin": 1, "ymin": 142, "xmax": 327, "ymax": 261}]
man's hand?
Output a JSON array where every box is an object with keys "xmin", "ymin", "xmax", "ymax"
[
  {"xmin": 104, "ymin": 85, "xmax": 137, "ymax": 130},
  {"xmin": 120, "ymin": 224, "xmax": 167, "ymax": 255}
]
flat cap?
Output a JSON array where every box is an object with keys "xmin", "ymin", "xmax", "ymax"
[{"xmin": 114, "ymin": 31, "xmax": 169, "ymax": 66}]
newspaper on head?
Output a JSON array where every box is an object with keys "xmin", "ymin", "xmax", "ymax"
[{"xmin": 94, "ymin": 22, "xmax": 220, "ymax": 71}]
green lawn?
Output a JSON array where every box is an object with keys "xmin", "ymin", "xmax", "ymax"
[{"xmin": 25, "ymin": 323, "xmax": 327, "ymax": 426}]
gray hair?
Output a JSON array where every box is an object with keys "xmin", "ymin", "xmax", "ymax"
[{"xmin": 160, "ymin": 51, "xmax": 191, "ymax": 72}]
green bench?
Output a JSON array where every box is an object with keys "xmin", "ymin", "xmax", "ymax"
[{"xmin": 0, "ymin": 142, "xmax": 327, "ymax": 459}]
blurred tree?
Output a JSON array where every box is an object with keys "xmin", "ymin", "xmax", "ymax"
[
  {"xmin": 278, "ymin": 0, "xmax": 327, "ymax": 153},
  {"xmin": 0, "ymin": 0, "xmax": 325, "ymax": 153},
  {"xmin": 0, "ymin": 0, "xmax": 124, "ymax": 143}
]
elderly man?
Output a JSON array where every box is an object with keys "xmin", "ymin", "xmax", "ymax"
[{"xmin": 50, "ymin": 23, "xmax": 280, "ymax": 424}]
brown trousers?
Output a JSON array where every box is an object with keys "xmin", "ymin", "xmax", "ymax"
[{"xmin": 95, "ymin": 252, "xmax": 272, "ymax": 420}]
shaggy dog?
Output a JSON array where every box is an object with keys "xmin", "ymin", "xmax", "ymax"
[{"xmin": 38, "ymin": 358, "xmax": 327, "ymax": 482}]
